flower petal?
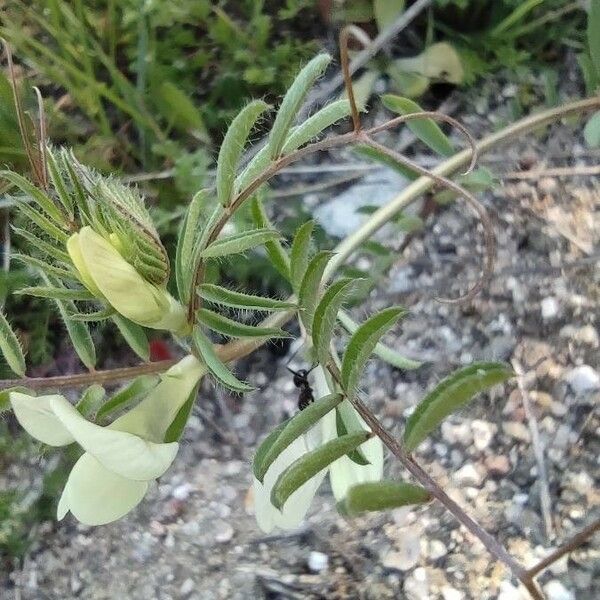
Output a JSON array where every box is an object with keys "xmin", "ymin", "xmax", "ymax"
[
  {"xmin": 110, "ymin": 355, "xmax": 206, "ymax": 442},
  {"xmin": 58, "ymin": 453, "xmax": 148, "ymax": 525},
  {"xmin": 253, "ymin": 431, "xmax": 327, "ymax": 533},
  {"xmin": 66, "ymin": 232, "xmax": 103, "ymax": 297},
  {"xmin": 10, "ymin": 392, "xmax": 75, "ymax": 446},
  {"xmin": 49, "ymin": 395, "xmax": 178, "ymax": 480},
  {"xmin": 321, "ymin": 406, "xmax": 383, "ymax": 502},
  {"xmin": 76, "ymin": 227, "xmax": 186, "ymax": 332}
]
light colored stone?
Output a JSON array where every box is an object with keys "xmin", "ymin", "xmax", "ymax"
[
  {"xmin": 384, "ymin": 525, "xmax": 422, "ymax": 572},
  {"xmin": 541, "ymin": 297, "xmax": 559, "ymax": 320},
  {"xmin": 565, "ymin": 365, "xmax": 600, "ymax": 394},
  {"xmin": 441, "ymin": 586, "xmax": 464, "ymax": 600},
  {"xmin": 503, "ymin": 421, "xmax": 531, "ymax": 443},
  {"xmin": 179, "ymin": 578, "xmax": 195, "ymax": 597},
  {"xmin": 544, "ymin": 580, "xmax": 575, "ymax": 600},
  {"xmin": 308, "ymin": 551, "xmax": 329, "ymax": 572},
  {"xmin": 404, "ymin": 567, "xmax": 429, "ymax": 600},
  {"xmin": 172, "ymin": 483, "xmax": 194, "ymax": 501},
  {"xmin": 441, "ymin": 421, "xmax": 473, "ymax": 446},
  {"xmin": 484, "ymin": 454, "xmax": 510, "ymax": 476},
  {"xmin": 471, "ymin": 419, "xmax": 496, "ymax": 451},
  {"xmin": 453, "ymin": 463, "xmax": 484, "ymax": 487},
  {"xmin": 538, "ymin": 177, "xmax": 558, "ymax": 195},
  {"xmin": 428, "ymin": 539, "xmax": 448, "ymax": 560},
  {"xmin": 214, "ymin": 520, "xmax": 234, "ymax": 543}
]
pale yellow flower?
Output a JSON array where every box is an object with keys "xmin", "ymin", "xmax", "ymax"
[
  {"xmin": 67, "ymin": 226, "xmax": 188, "ymax": 334},
  {"xmin": 10, "ymin": 356, "xmax": 206, "ymax": 525}
]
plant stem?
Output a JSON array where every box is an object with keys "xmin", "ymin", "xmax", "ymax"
[{"xmin": 524, "ymin": 517, "xmax": 600, "ymax": 578}]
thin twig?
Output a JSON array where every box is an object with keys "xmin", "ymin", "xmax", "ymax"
[
  {"xmin": 358, "ymin": 135, "xmax": 493, "ymax": 303},
  {"xmin": 503, "ymin": 164, "xmax": 600, "ymax": 179},
  {"xmin": 524, "ymin": 517, "xmax": 600, "ymax": 578},
  {"xmin": 339, "ymin": 25, "xmax": 368, "ymax": 132},
  {"xmin": 512, "ymin": 359, "xmax": 554, "ymax": 542},
  {"xmin": 298, "ymin": 0, "xmax": 434, "ymax": 120}
]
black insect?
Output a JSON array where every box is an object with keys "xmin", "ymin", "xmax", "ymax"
[{"xmin": 287, "ymin": 365, "xmax": 317, "ymax": 411}]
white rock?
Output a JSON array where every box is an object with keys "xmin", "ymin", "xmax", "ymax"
[
  {"xmin": 453, "ymin": 463, "xmax": 483, "ymax": 487},
  {"xmin": 404, "ymin": 567, "xmax": 429, "ymax": 600},
  {"xmin": 544, "ymin": 580, "xmax": 575, "ymax": 600},
  {"xmin": 172, "ymin": 483, "xmax": 193, "ymax": 501},
  {"xmin": 503, "ymin": 421, "xmax": 531, "ymax": 443},
  {"xmin": 179, "ymin": 578, "xmax": 195, "ymax": 597},
  {"xmin": 565, "ymin": 365, "xmax": 600, "ymax": 394},
  {"xmin": 541, "ymin": 297, "xmax": 559, "ymax": 320},
  {"xmin": 428, "ymin": 539, "xmax": 448, "ymax": 560},
  {"xmin": 313, "ymin": 171, "xmax": 410, "ymax": 237},
  {"xmin": 214, "ymin": 520, "xmax": 234, "ymax": 543},
  {"xmin": 441, "ymin": 421, "xmax": 473, "ymax": 446},
  {"xmin": 308, "ymin": 551, "xmax": 329, "ymax": 572},
  {"xmin": 471, "ymin": 419, "xmax": 496, "ymax": 451},
  {"xmin": 441, "ymin": 586, "xmax": 464, "ymax": 600},
  {"xmin": 383, "ymin": 531, "xmax": 421, "ymax": 572}
]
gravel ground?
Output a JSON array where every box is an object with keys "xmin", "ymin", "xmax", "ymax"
[{"xmin": 2, "ymin": 72, "xmax": 599, "ymax": 599}]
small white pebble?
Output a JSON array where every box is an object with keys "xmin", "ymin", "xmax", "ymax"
[{"xmin": 308, "ymin": 551, "xmax": 329, "ymax": 572}]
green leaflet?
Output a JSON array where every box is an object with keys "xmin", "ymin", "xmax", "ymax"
[
  {"xmin": 217, "ymin": 100, "xmax": 270, "ymax": 206},
  {"xmin": 197, "ymin": 308, "xmax": 290, "ymax": 339},
  {"xmin": 270, "ymin": 431, "xmax": 371, "ymax": 510},
  {"xmin": 341, "ymin": 307, "xmax": 407, "ymax": 400},
  {"xmin": 255, "ymin": 393, "xmax": 344, "ymax": 482},
  {"xmin": 197, "ymin": 284, "xmax": 295, "ymax": 312},
  {"xmin": 192, "ymin": 326, "xmax": 253, "ymax": 393},
  {"xmin": 16, "ymin": 286, "xmax": 95, "ymax": 301},
  {"xmin": 0, "ymin": 170, "xmax": 65, "ymax": 224},
  {"xmin": 403, "ymin": 362, "xmax": 514, "ymax": 452},
  {"xmin": 335, "ymin": 403, "xmax": 370, "ymax": 466},
  {"xmin": 381, "ymin": 95, "xmax": 455, "ymax": 157},
  {"xmin": 200, "ymin": 228, "xmax": 281, "ymax": 258},
  {"xmin": 164, "ymin": 382, "xmax": 201, "ymax": 443},
  {"xmin": 253, "ymin": 420, "xmax": 290, "ymax": 479},
  {"xmin": 67, "ymin": 307, "xmax": 116, "ymax": 322},
  {"xmin": 0, "ymin": 311, "xmax": 26, "ymax": 377},
  {"xmin": 41, "ymin": 274, "xmax": 96, "ymax": 370},
  {"xmin": 112, "ymin": 315, "xmax": 150, "ymax": 362},
  {"xmin": 158, "ymin": 81, "xmax": 208, "ymax": 139},
  {"xmin": 339, "ymin": 481, "xmax": 431, "ymax": 516},
  {"xmin": 76, "ymin": 384, "xmax": 106, "ymax": 417},
  {"xmin": 374, "ymin": 0, "xmax": 405, "ymax": 31},
  {"xmin": 289, "ymin": 220, "xmax": 315, "ymax": 293},
  {"xmin": 337, "ymin": 310, "xmax": 422, "ymax": 371},
  {"xmin": 312, "ymin": 278, "xmax": 360, "ymax": 367},
  {"xmin": 176, "ymin": 189, "xmax": 210, "ymax": 302},
  {"xmin": 584, "ymin": 111, "xmax": 600, "ymax": 148},
  {"xmin": 297, "ymin": 251, "xmax": 335, "ymax": 334},
  {"xmin": 250, "ymin": 196, "xmax": 291, "ymax": 280},
  {"xmin": 11, "ymin": 253, "xmax": 77, "ymax": 281},
  {"xmin": 281, "ymin": 99, "xmax": 351, "ymax": 154},
  {"xmin": 236, "ymin": 145, "xmax": 271, "ymax": 193},
  {"xmin": 45, "ymin": 147, "xmax": 74, "ymax": 217},
  {"xmin": 12, "ymin": 227, "xmax": 71, "ymax": 264},
  {"xmin": 16, "ymin": 201, "xmax": 69, "ymax": 243},
  {"xmin": 96, "ymin": 374, "xmax": 160, "ymax": 421},
  {"xmin": 269, "ymin": 54, "xmax": 331, "ymax": 158},
  {"xmin": 589, "ymin": 0, "xmax": 600, "ymax": 82}
]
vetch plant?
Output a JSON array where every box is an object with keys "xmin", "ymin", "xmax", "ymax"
[{"xmin": 1, "ymin": 30, "xmax": 599, "ymax": 599}]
